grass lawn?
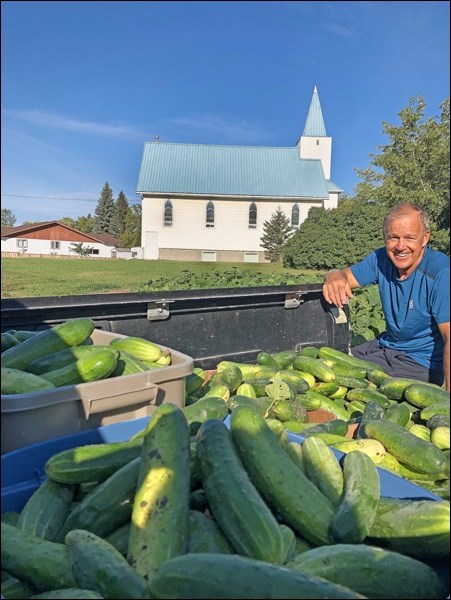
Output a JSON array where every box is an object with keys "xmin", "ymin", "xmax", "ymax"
[{"xmin": 1, "ymin": 257, "xmax": 324, "ymax": 298}]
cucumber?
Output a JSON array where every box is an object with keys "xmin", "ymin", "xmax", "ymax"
[
  {"xmin": 355, "ymin": 401, "xmax": 385, "ymax": 439},
  {"xmin": 185, "ymin": 368, "xmax": 206, "ymax": 396},
  {"xmin": 403, "ymin": 382, "xmax": 449, "ymax": 408},
  {"xmin": 197, "ymin": 418, "xmax": 287, "ymax": 564},
  {"xmin": 285, "ymin": 440, "xmax": 305, "ymax": 471},
  {"xmin": 408, "ymin": 423, "xmax": 431, "ymax": 442},
  {"xmin": 277, "ymin": 370, "xmax": 310, "ymax": 393},
  {"xmin": 109, "ymin": 335, "xmax": 162, "ymax": 362},
  {"xmin": 149, "ymin": 553, "xmax": 366, "ymax": 599},
  {"xmin": 383, "ymin": 402, "xmax": 411, "ymax": 427},
  {"xmin": 227, "ymin": 394, "xmax": 273, "ymax": 416},
  {"xmin": 301, "ymin": 419, "xmax": 349, "ymax": 437},
  {"xmin": 427, "ymin": 414, "xmax": 450, "ymax": 430},
  {"xmin": 431, "ymin": 426, "xmax": 450, "ymax": 450},
  {"xmin": 301, "ymin": 436, "xmax": 344, "ymax": 506},
  {"xmin": 230, "ymin": 404, "xmax": 335, "ymax": 546},
  {"xmin": 1, "ymin": 522, "xmax": 76, "ymax": 592},
  {"xmin": 127, "ymin": 403, "xmax": 191, "ymax": 581},
  {"xmin": 378, "ymin": 377, "xmax": 421, "ymax": 400},
  {"xmin": 1, "ymin": 331, "xmax": 19, "ymax": 352},
  {"xmin": 109, "ymin": 350, "xmax": 151, "ymax": 377},
  {"xmin": 17, "ymin": 478, "xmax": 74, "ymax": 541},
  {"xmin": 329, "ymin": 450, "xmax": 380, "ymax": 543},
  {"xmin": 298, "ymin": 346, "xmax": 320, "ymax": 358},
  {"xmin": 40, "ymin": 347, "xmax": 119, "ymax": 387},
  {"xmin": 105, "ymin": 522, "xmax": 131, "ymax": 557},
  {"xmin": 187, "ymin": 510, "xmax": 233, "ymax": 555},
  {"xmin": 216, "ymin": 360, "xmax": 260, "ymax": 379},
  {"xmin": 217, "ymin": 364, "xmax": 243, "ymax": 391},
  {"xmin": 256, "ymin": 351, "xmax": 280, "ymax": 369},
  {"xmin": 288, "ymin": 543, "xmax": 447, "ymax": 600},
  {"xmin": 45, "ymin": 438, "xmax": 144, "ymax": 484},
  {"xmin": 1, "ymin": 576, "xmax": 35, "ymax": 599},
  {"xmin": 235, "ymin": 382, "xmax": 257, "ymax": 398},
  {"xmin": 292, "ymin": 355, "xmax": 336, "ymax": 382},
  {"xmin": 318, "ymin": 346, "xmax": 380, "ymax": 371},
  {"xmin": 271, "ymin": 350, "xmax": 298, "ymax": 369},
  {"xmin": 295, "ymin": 392, "xmax": 321, "ymax": 410},
  {"xmin": 364, "ymin": 419, "xmax": 447, "ymax": 474},
  {"xmin": 182, "ymin": 395, "xmax": 229, "ymax": 425},
  {"xmin": 307, "ymin": 391, "xmax": 352, "ymax": 420},
  {"xmin": 333, "ymin": 375, "xmax": 369, "ymax": 389},
  {"xmin": 346, "ymin": 388, "xmax": 391, "ymax": 408},
  {"xmin": 57, "ymin": 457, "xmax": 140, "ymax": 540},
  {"xmin": 330, "ymin": 439, "xmax": 386, "ymax": 464},
  {"xmin": 1, "ymin": 318, "xmax": 95, "ymax": 371},
  {"xmin": 271, "ymin": 398, "xmax": 308, "ymax": 423},
  {"xmin": 366, "ymin": 367, "xmax": 390, "ymax": 386},
  {"xmin": 420, "ymin": 400, "xmax": 450, "ymax": 421},
  {"xmin": 313, "ymin": 382, "xmax": 341, "ymax": 396},
  {"xmin": 368, "ymin": 496, "xmax": 450, "ymax": 559},
  {"xmin": 30, "ymin": 589, "xmax": 105, "ymax": 599},
  {"xmin": 65, "ymin": 529, "xmax": 149, "ymax": 599},
  {"xmin": 26, "ymin": 345, "xmax": 112, "ymax": 376},
  {"xmin": 1, "ymin": 367, "xmax": 55, "ymax": 394}
]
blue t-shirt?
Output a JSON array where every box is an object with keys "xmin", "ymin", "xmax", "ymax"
[{"xmin": 350, "ymin": 246, "xmax": 450, "ymax": 371}]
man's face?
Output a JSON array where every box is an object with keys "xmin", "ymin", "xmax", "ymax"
[{"xmin": 384, "ymin": 212, "xmax": 430, "ymax": 277}]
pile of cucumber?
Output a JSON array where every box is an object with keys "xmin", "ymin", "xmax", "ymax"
[
  {"xmin": 1, "ymin": 318, "xmax": 171, "ymax": 395},
  {"xmin": 1, "ymin": 401, "xmax": 449, "ymax": 599},
  {"xmin": 185, "ymin": 345, "xmax": 450, "ymax": 498}
]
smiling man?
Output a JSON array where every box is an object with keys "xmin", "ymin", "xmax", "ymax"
[{"xmin": 323, "ymin": 203, "xmax": 450, "ymax": 391}]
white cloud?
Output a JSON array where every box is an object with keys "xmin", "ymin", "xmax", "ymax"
[
  {"xmin": 165, "ymin": 113, "xmax": 270, "ymax": 144},
  {"xmin": 2, "ymin": 108, "xmax": 144, "ymax": 141}
]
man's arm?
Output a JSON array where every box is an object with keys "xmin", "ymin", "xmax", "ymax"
[
  {"xmin": 438, "ymin": 321, "xmax": 450, "ymax": 392},
  {"xmin": 322, "ymin": 267, "xmax": 361, "ymax": 309}
]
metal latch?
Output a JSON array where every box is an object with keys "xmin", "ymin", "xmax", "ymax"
[
  {"xmin": 147, "ymin": 301, "xmax": 173, "ymax": 321},
  {"xmin": 328, "ymin": 306, "xmax": 348, "ymax": 324},
  {"xmin": 284, "ymin": 293, "xmax": 304, "ymax": 309}
]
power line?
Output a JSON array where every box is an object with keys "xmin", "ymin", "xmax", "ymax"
[{"xmin": 2, "ymin": 193, "xmax": 98, "ymax": 201}]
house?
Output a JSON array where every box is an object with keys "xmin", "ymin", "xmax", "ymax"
[
  {"xmin": 0, "ymin": 221, "xmax": 130, "ymax": 258},
  {"xmin": 136, "ymin": 86, "xmax": 342, "ymax": 262}
]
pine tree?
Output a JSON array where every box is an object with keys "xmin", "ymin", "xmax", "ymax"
[
  {"xmin": 94, "ymin": 182, "xmax": 115, "ymax": 234},
  {"xmin": 260, "ymin": 208, "xmax": 294, "ymax": 263},
  {"xmin": 120, "ymin": 203, "xmax": 142, "ymax": 248},
  {"xmin": 111, "ymin": 191, "xmax": 130, "ymax": 239}
]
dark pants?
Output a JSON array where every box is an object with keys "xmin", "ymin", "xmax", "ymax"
[{"xmin": 351, "ymin": 339, "xmax": 444, "ymax": 386}]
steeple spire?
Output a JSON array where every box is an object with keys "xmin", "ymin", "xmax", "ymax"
[{"xmin": 303, "ymin": 86, "xmax": 327, "ymax": 137}]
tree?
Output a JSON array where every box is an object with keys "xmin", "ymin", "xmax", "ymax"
[
  {"xmin": 353, "ymin": 96, "xmax": 449, "ymax": 253},
  {"xmin": 111, "ymin": 191, "xmax": 129, "ymax": 238},
  {"xmin": 75, "ymin": 214, "xmax": 95, "ymax": 233},
  {"xmin": 260, "ymin": 208, "xmax": 294, "ymax": 263},
  {"xmin": 93, "ymin": 182, "xmax": 115, "ymax": 234},
  {"xmin": 120, "ymin": 203, "xmax": 142, "ymax": 248},
  {"xmin": 1, "ymin": 208, "xmax": 16, "ymax": 226},
  {"xmin": 69, "ymin": 242, "xmax": 94, "ymax": 257}
]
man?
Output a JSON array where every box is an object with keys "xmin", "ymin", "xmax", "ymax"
[{"xmin": 323, "ymin": 203, "xmax": 450, "ymax": 391}]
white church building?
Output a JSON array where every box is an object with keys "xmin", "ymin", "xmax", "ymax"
[{"xmin": 136, "ymin": 87, "xmax": 342, "ymax": 262}]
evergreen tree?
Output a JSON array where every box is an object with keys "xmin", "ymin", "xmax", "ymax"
[
  {"xmin": 111, "ymin": 191, "xmax": 130, "ymax": 238},
  {"xmin": 121, "ymin": 203, "xmax": 142, "ymax": 248},
  {"xmin": 260, "ymin": 208, "xmax": 294, "ymax": 263},
  {"xmin": 94, "ymin": 182, "xmax": 115, "ymax": 234},
  {"xmin": 1, "ymin": 208, "xmax": 16, "ymax": 226},
  {"xmin": 75, "ymin": 214, "xmax": 95, "ymax": 233}
]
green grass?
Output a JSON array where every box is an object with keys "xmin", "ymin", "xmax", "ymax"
[{"xmin": 1, "ymin": 257, "xmax": 324, "ymax": 298}]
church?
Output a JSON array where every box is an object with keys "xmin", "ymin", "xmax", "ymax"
[{"xmin": 136, "ymin": 87, "xmax": 342, "ymax": 262}]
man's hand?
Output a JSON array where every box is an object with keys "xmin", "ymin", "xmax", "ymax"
[{"xmin": 322, "ymin": 269, "xmax": 356, "ymax": 309}]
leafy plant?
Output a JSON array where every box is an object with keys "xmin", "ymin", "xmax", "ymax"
[{"xmin": 348, "ymin": 286, "xmax": 385, "ymax": 346}]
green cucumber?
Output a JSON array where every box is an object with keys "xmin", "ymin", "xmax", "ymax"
[
  {"xmin": 292, "ymin": 355, "xmax": 336, "ymax": 382},
  {"xmin": 404, "ymin": 382, "xmax": 449, "ymax": 408},
  {"xmin": 1, "ymin": 367, "xmax": 55, "ymax": 394},
  {"xmin": 383, "ymin": 402, "xmax": 411, "ymax": 427},
  {"xmin": 109, "ymin": 335, "xmax": 162, "ymax": 362},
  {"xmin": 364, "ymin": 419, "xmax": 446, "ymax": 474},
  {"xmin": 45, "ymin": 438, "xmax": 144, "ymax": 484},
  {"xmin": 30, "ymin": 589, "xmax": 104, "ymax": 599},
  {"xmin": 109, "ymin": 350, "xmax": 151, "ymax": 377},
  {"xmin": 149, "ymin": 553, "xmax": 366, "ymax": 599},
  {"xmin": 1, "ymin": 318, "xmax": 95, "ymax": 371},
  {"xmin": 185, "ymin": 368, "xmax": 206, "ymax": 396},
  {"xmin": 378, "ymin": 377, "xmax": 421, "ymax": 400},
  {"xmin": 1, "ymin": 522, "xmax": 76, "ymax": 592},
  {"xmin": 301, "ymin": 436, "xmax": 344, "ymax": 506},
  {"xmin": 127, "ymin": 403, "xmax": 191, "ymax": 581},
  {"xmin": 105, "ymin": 523, "xmax": 131, "ymax": 557},
  {"xmin": 182, "ymin": 395, "xmax": 229, "ymax": 425},
  {"xmin": 368, "ymin": 496, "xmax": 450, "ymax": 559},
  {"xmin": 230, "ymin": 404, "xmax": 335, "ymax": 546},
  {"xmin": 298, "ymin": 346, "xmax": 320, "ymax": 358},
  {"xmin": 57, "ymin": 457, "xmax": 140, "ymax": 540},
  {"xmin": 346, "ymin": 388, "xmax": 391, "ymax": 408},
  {"xmin": 40, "ymin": 347, "xmax": 119, "ymax": 387},
  {"xmin": 329, "ymin": 450, "xmax": 380, "ymax": 543},
  {"xmin": 65, "ymin": 529, "xmax": 149, "ymax": 599},
  {"xmin": 256, "ymin": 351, "xmax": 280, "ymax": 369},
  {"xmin": 271, "ymin": 350, "xmax": 298, "ymax": 369},
  {"xmin": 17, "ymin": 478, "xmax": 74, "ymax": 541},
  {"xmin": 301, "ymin": 419, "xmax": 349, "ymax": 437},
  {"xmin": 355, "ymin": 401, "xmax": 385, "ymax": 439},
  {"xmin": 227, "ymin": 394, "xmax": 273, "ymax": 416},
  {"xmin": 330, "ymin": 438, "xmax": 386, "ymax": 464},
  {"xmin": 288, "ymin": 543, "xmax": 447, "ymax": 600},
  {"xmin": 196, "ymin": 418, "xmax": 287, "ymax": 564},
  {"xmin": 420, "ymin": 401, "xmax": 450, "ymax": 421},
  {"xmin": 187, "ymin": 510, "xmax": 233, "ymax": 555},
  {"xmin": 318, "ymin": 346, "xmax": 380, "ymax": 371},
  {"xmin": 26, "ymin": 345, "xmax": 112, "ymax": 376}
]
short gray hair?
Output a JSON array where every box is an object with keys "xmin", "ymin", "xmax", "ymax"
[{"xmin": 383, "ymin": 203, "xmax": 430, "ymax": 237}]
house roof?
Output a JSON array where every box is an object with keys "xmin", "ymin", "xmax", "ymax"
[
  {"xmin": 136, "ymin": 143, "xmax": 330, "ymax": 200},
  {"xmin": 1, "ymin": 221, "xmax": 120, "ymax": 247}
]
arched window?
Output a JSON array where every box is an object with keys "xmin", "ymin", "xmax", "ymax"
[
  {"xmin": 249, "ymin": 202, "xmax": 257, "ymax": 228},
  {"xmin": 291, "ymin": 204, "xmax": 300, "ymax": 227},
  {"xmin": 206, "ymin": 201, "xmax": 215, "ymax": 227},
  {"xmin": 164, "ymin": 199, "xmax": 173, "ymax": 226}
]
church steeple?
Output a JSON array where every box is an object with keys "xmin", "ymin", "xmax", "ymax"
[
  {"xmin": 303, "ymin": 86, "xmax": 327, "ymax": 137},
  {"xmin": 297, "ymin": 86, "xmax": 332, "ymax": 180}
]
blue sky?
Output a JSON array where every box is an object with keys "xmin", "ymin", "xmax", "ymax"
[{"xmin": 2, "ymin": 1, "xmax": 449, "ymax": 225}]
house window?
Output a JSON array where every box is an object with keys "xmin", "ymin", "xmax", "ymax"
[
  {"xmin": 291, "ymin": 204, "xmax": 300, "ymax": 227},
  {"xmin": 164, "ymin": 200, "xmax": 173, "ymax": 226},
  {"xmin": 248, "ymin": 202, "xmax": 257, "ymax": 228},
  {"xmin": 16, "ymin": 239, "xmax": 28, "ymax": 249},
  {"xmin": 50, "ymin": 241, "xmax": 61, "ymax": 250},
  {"xmin": 91, "ymin": 249, "xmax": 99, "ymax": 255},
  {"xmin": 316, "ymin": 139, "xmax": 319, "ymax": 145},
  {"xmin": 206, "ymin": 201, "xmax": 215, "ymax": 228}
]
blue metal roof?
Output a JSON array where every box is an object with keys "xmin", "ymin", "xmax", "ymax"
[
  {"xmin": 303, "ymin": 86, "xmax": 327, "ymax": 137},
  {"xmin": 136, "ymin": 142, "xmax": 330, "ymax": 199}
]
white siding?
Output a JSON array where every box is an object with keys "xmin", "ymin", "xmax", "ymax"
[
  {"xmin": 298, "ymin": 136, "xmax": 332, "ymax": 180},
  {"xmin": 1, "ymin": 238, "xmax": 114, "ymax": 258}
]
